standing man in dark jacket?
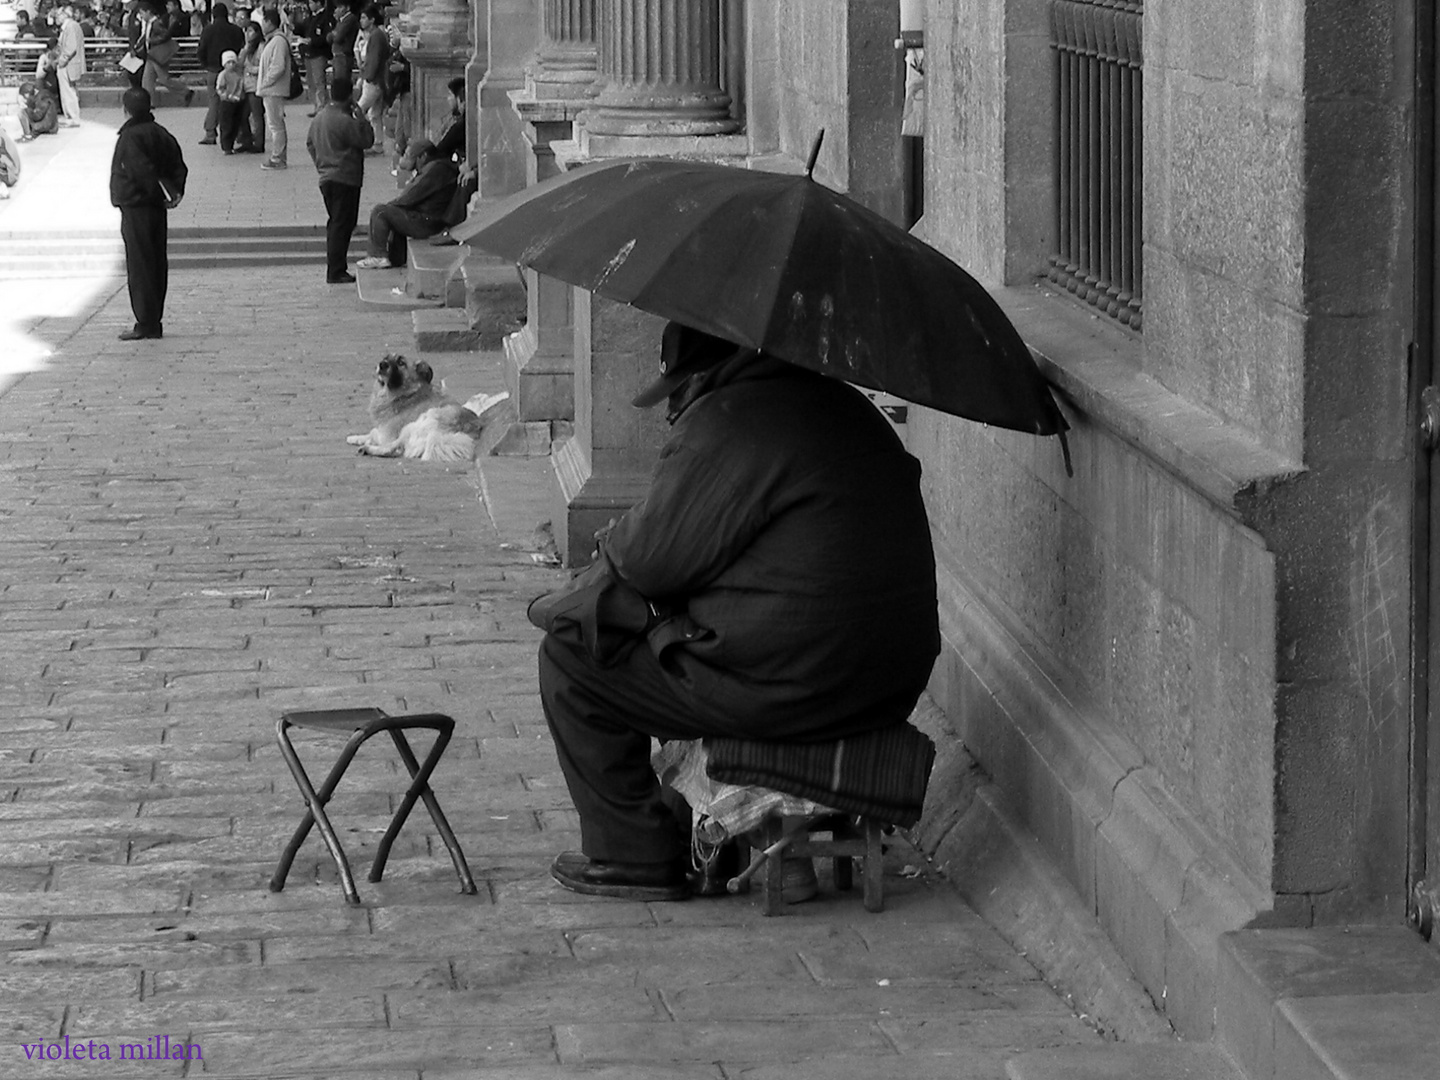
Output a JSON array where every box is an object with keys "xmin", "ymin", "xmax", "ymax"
[
  {"xmin": 196, "ymin": 2, "xmax": 244, "ymax": 144},
  {"xmin": 295, "ymin": 0, "xmax": 333, "ymax": 115},
  {"xmin": 354, "ymin": 137, "xmax": 455, "ymax": 269},
  {"xmin": 327, "ymin": 0, "xmax": 358, "ymax": 83},
  {"xmin": 110, "ymin": 87, "xmax": 187, "ymax": 340},
  {"xmin": 535, "ymin": 322, "xmax": 941, "ymax": 900},
  {"xmin": 305, "ymin": 73, "xmax": 373, "ymax": 283}
]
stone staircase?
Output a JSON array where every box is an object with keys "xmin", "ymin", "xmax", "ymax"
[
  {"xmin": 0, "ymin": 224, "xmax": 355, "ymax": 278},
  {"xmin": 1006, "ymin": 926, "xmax": 1438, "ymax": 1080}
]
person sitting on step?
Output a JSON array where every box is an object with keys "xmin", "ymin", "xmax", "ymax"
[
  {"xmin": 354, "ymin": 138, "xmax": 457, "ymax": 270},
  {"xmin": 16, "ymin": 81, "xmax": 61, "ymax": 142}
]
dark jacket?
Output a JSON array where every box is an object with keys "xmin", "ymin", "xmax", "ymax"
[
  {"xmin": 24, "ymin": 91, "xmax": 60, "ymax": 135},
  {"xmin": 110, "ymin": 111, "xmax": 187, "ymax": 208},
  {"xmin": 306, "ymin": 100, "xmax": 374, "ymax": 186},
  {"xmin": 604, "ymin": 353, "xmax": 940, "ymax": 739},
  {"xmin": 197, "ymin": 17, "xmax": 244, "ymax": 71},
  {"xmin": 390, "ymin": 158, "xmax": 458, "ymax": 219},
  {"xmin": 137, "ymin": 15, "xmax": 178, "ymax": 66},
  {"xmin": 296, "ymin": 8, "xmax": 333, "ymax": 59},
  {"xmin": 328, "ymin": 11, "xmax": 358, "ymax": 60},
  {"xmin": 359, "ymin": 24, "xmax": 388, "ymax": 86},
  {"xmin": 433, "ymin": 107, "xmax": 465, "ymax": 163}
]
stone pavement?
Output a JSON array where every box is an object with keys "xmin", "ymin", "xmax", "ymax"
[
  {"xmin": 0, "ymin": 103, "xmax": 402, "ymax": 235},
  {"xmin": 0, "ymin": 130, "xmax": 1111, "ymax": 1080}
]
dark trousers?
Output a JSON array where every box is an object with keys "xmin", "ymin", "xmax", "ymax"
[
  {"xmin": 539, "ymin": 629, "xmax": 742, "ymax": 864},
  {"xmin": 320, "ymin": 181, "xmax": 362, "ymax": 279},
  {"xmin": 241, "ymin": 92, "xmax": 264, "ymax": 151},
  {"xmin": 367, "ymin": 203, "xmax": 442, "ymax": 265},
  {"xmin": 217, "ymin": 99, "xmax": 244, "ymax": 152},
  {"xmin": 120, "ymin": 205, "xmax": 168, "ymax": 335},
  {"xmin": 203, "ymin": 72, "xmax": 221, "ymax": 136}
]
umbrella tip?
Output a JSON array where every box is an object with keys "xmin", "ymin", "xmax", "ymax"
[{"xmin": 805, "ymin": 130, "xmax": 825, "ymax": 179}]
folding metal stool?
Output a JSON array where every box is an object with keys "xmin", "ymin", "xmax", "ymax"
[{"xmin": 269, "ymin": 707, "xmax": 478, "ymax": 905}]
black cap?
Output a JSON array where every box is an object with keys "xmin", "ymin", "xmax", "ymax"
[{"xmin": 632, "ymin": 322, "xmax": 744, "ymax": 408}]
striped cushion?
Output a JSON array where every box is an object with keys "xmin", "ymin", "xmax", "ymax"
[{"xmin": 703, "ymin": 722, "xmax": 936, "ymax": 827}]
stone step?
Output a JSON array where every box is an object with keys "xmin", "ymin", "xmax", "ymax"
[
  {"xmin": 355, "ymin": 266, "xmax": 444, "ymax": 312},
  {"xmin": 1007, "ymin": 1045, "xmax": 1242, "ymax": 1080},
  {"xmin": 1216, "ymin": 927, "xmax": 1440, "ymax": 1080},
  {"xmin": 0, "ymin": 225, "xmax": 366, "ymax": 277},
  {"xmin": 411, "ymin": 307, "xmax": 482, "ymax": 352}
]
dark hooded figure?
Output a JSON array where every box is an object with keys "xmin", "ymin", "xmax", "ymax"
[
  {"xmin": 536, "ymin": 321, "xmax": 941, "ymax": 902},
  {"xmin": 110, "ymin": 87, "xmax": 187, "ymax": 340}
]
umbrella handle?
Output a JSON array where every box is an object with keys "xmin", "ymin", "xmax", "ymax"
[{"xmin": 805, "ymin": 129, "xmax": 825, "ymax": 179}]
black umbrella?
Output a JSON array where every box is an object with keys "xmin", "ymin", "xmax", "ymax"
[{"xmin": 453, "ymin": 136, "xmax": 1066, "ymax": 438}]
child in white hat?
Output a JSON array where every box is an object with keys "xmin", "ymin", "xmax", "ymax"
[{"xmin": 215, "ymin": 50, "xmax": 246, "ymax": 155}]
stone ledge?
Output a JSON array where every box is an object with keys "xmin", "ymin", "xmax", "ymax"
[
  {"xmin": 991, "ymin": 283, "xmax": 1304, "ymax": 516},
  {"xmin": 1217, "ymin": 927, "xmax": 1440, "ymax": 1080},
  {"xmin": 924, "ymin": 552, "xmax": 1270, "ymax": 1040},
  {"xmin": 913, "ymin": 691, "xmax": 1175, "ymax": 1045}
]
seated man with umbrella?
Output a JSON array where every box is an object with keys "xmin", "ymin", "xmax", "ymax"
[
  {"xmin": 457, "ymin": 138, "xmax": 1067, "ymax": 900},
  {"xmin": 535, "ymin": 319, "xmax": 943, "ymax": 899}
]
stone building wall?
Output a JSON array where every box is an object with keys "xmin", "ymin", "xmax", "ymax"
[{"xmin": 911, "ymin": 0, "xmax": 1416, "ymax": 1037}]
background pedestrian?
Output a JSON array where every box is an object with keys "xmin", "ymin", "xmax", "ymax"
[
  {"xmin": 54, "ymin": 4, "xmax": 85, "ymax": 127},
  {"xmin": 256, "ymin": 6, "xmax": 291, "ymax": 169},
  {"xmin": 305, "ymin": 73, "xmax": 373, "ymax": 283},
  {"xmin": 196, "ymin": 1, "xmax": 244, "ymax": 144},
  {"xmin": 110, "ymin": 86, "xmax": 187, "ymax": 340}
]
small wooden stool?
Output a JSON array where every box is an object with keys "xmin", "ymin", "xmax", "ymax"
[
  {"xmin": 734, "ymin": 813, "xmax": 886, "ymax": 915},
  {"xmin": 269, "ymin": 707, "xmax": 478, "ymax": 905}
]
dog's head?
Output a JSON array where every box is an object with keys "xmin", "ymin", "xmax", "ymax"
[{"xmin": 376, "ymin": 354, "xmax": 434, "ymax": 393}]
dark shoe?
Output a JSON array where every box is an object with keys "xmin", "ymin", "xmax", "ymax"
[
  {"xmin": 222, "ymin": 148, "xmax": 234, "ymax": 155},
  {"xmin": 327, "ymin": 272, "xmax": 356, "ymax": 284},
  {"xmin": 199, "ymin": 136, "xmax": 216, "ymax": 145},
  {"xmin": 118, "ymin": 328, "xmax": 162, "ymax": 341},
  {"xmin": 550, "ymin": 852, "xmax": 689, "ymax": 901}
]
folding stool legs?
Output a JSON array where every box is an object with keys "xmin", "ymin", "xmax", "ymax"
[
  {"xmin": 270, "ymin": 723, "xmax": 368, "ymax": 905},
  {"xmin": 372, "ymin": 727, "xmax": 477, "ymax": 894}
]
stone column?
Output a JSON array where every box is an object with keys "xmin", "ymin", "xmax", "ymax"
[
  {"xmin": 497, "ymin": 0, "xmax": 597, "ymax": 459},
  {"xmin": 582, "ymin": 0, "xmax": 738, "ymax": 142},
  {"xmin": 529, "ymin": 0, "xmax": 599, "ymax": 100},
  {"xmin": 547, "ymin": 0, "xmax": 746, "ymax": 563},
  {"xmin": 477, "ymin": 0, "xmax": 537, "ymax": 199},
  {"xmin": 404, "ymin": 0, "xmax": 474, "ymax": 155}
]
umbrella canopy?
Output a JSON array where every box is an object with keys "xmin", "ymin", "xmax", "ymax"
[{"xmin": 453, "ymin": 155, "xmax": 1066, "ymax": 436}]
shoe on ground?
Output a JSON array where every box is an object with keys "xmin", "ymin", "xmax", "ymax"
[
  {"xmin": 327, "ymin": 272, "xmax": 356, "ymax": 284},
  {"xmin": 356, "ymin": 256, "xmax": 391, "ymax": 270},
  {"xmin": 781, "ymin": 855, "xmax": 819, "ymax": 904},
  {"xmin": 260, "ymin": 160, "xmax": 288, "ymax": 170},
  {"xmin": 222, "ymin": 148, "xmax": 234, "ymax": 155},
  {"xmin": 199, "ymin": 136, "xmax": 217, "ymax": 145},
  {"xmin": 550, "ymin": 851, "xmax": 689, "ymax": 901},
  {"xmin": 118, "ymin": 328, "xmax": 162, "ymax": 341}
]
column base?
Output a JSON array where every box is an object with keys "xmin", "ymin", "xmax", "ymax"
[
  {"xmin": 504, "ymin": 323, "xmax": 575, "ymax": 424},
  {"xmin": 552, "ymin": 432, "xmax": 650, "ymax": 567}
]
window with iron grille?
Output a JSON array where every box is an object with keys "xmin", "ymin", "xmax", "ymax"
[{"xmin": 1049, "ymin": 0, "xmax": 1143, "ymax": 330}]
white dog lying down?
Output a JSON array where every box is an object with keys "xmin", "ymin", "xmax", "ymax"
[{"xmin": 347, "ymin": 354, "xmax": 509, "ymax": 463}]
